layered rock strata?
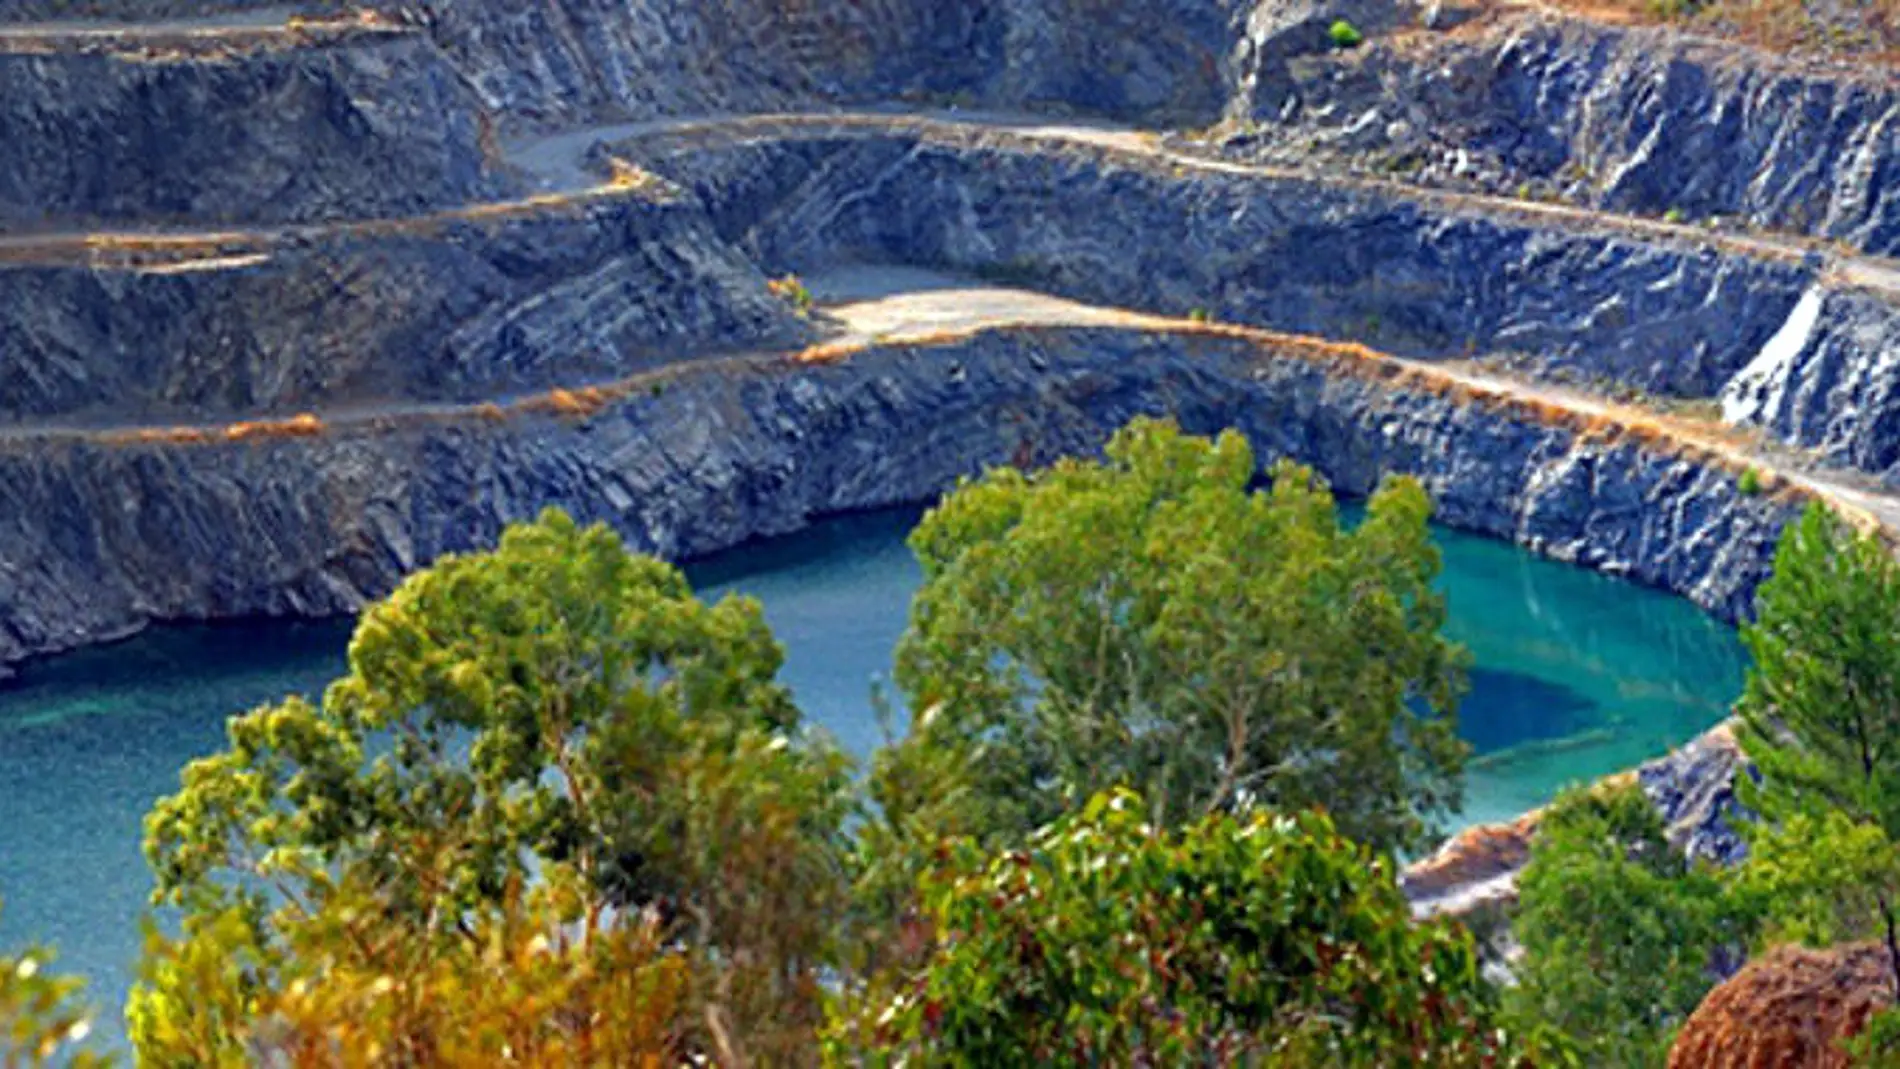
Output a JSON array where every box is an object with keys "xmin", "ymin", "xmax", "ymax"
[
  {"xmin": 0, "ymin": 323, "xmax": 1799, "ymax": 672},
  {"xmin": 0, "ymin": 20, "xmax": 505, "ymax": 230},
  {"xmin": 1229, "ymin": 10, "xmax": 1900, "ymax": 257},
  {"xmin": 619, "ymin": 118, "xmax": 1817, "ymax": 397},
  {"xmin": 0, "ymin": 187, "xmax": 814, "ymax": 425}
]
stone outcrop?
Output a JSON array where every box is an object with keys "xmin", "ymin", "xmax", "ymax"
[
  {"xmin": 0, "ymin": 25, "xmax": 506, "ymax": 230},
  {"xmin": 0, "ymin": 325, "xmax": 1799, "ymax": 671},
  {"xmin": 1401, "ymin": 721, "xmax": 1752, "ymax": 915},
  {"xmin": 1669, "ymin": 943, "xmax": 1897, "ymax": 1068},
  {"xmin": 1227, "ymin": 11, "xmax": 1900, "ymax": 256},
  {"xmin": 1722, "ymin": 285, "xmax": 1900, "ymax": 484},
  {"xmin": 0, "ymin": 189, "xmax": 814, "ymax": 424},
  {"xmin": 624, "ymin": 120, "xmax": 1814, "ymax": 397},
  {"xmin": 430, "ymin": 0, "xmax": 1255, "ymax": 131}
]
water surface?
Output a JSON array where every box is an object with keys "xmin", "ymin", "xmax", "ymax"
[{"xmin": 0, "ymin": 507, "xmax": 1745, "ymax": 1039}]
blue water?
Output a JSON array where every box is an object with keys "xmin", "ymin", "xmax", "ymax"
[{"xmin": 0, "ymin": 507, "xmax": 1746, "ymax": 1041}]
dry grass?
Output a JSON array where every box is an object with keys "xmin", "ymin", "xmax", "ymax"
[
  {"xmin": 1536, "ymin": 0, "xmax": 1900, "ymax": 62},
  {"xmin": 222, "ymin": 413, "xmax": 324, "ymax": 442}
]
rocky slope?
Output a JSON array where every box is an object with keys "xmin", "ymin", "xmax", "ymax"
[
  {"xmin": 0, "ymin": 188, "xmax": 813, "ymax": 424},
  {"xmin": 0, "ymin": 24, "xmax": 506, "ymax": 230},
  {"xmin": 1227, "ymin": 9, "xmax": 1900, "ymax": 256},
  {"xmin": 1722, "ymin": 284, "xmax": 1900, "ymax": 483},
  {"xmin": 624, "ymin": 120, "xmax": 1814, "ymax": 397},
  {"xmin": 430, "ymin": 0, "xmax": 1254, "ymax": 131},
  {"xmin": 1402, "ymin": 721, "xmax": 1752, "ymax": 916},
  {"xmin": 0, "ymin": 325, "xmax": 1798, "ymax": 671}
]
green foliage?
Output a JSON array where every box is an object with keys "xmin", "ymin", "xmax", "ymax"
[
  {"xmin": 1842, "ymin": 1005, "xmax": 1900, "ymax": 1066},
  {"xmin": 1328, "ymin": 19, "xmax": 1365, "ymax": 48},
  {"xmin": 131, "ymin": 871, "xmax": 690, "ymax": 1068},
  {"xmin": 1663, "ymin": 208, "xmax": 1686, "ymax": 224},
  {"xmin": 135, "ymin": 509, "xmax": 856, "ymax": 1063},
  {"xmin": 768, "ymin": 274, "xmax": 816, "ymax": 315},
  {"xmin": 875, "ymin": 418, "xmax": 1468, "ymax": 868},
  {"xmin": 1737, "ymin": 467, "xmax": 1764, "ymax": 496},
  {"xmin": 1510, "ymin": 784, "xmax": 1756, "ymax": 1066},
  {"xmin": 828, "ymin": 789, "xmax": 1543, "ymax": 1067},
  {"xmin": 1736, "ymin": 502, "xmax": 1900, "ymax": 994},
  {"xmin": 0, "ymin": 904, "xmax": 110, "ymax": 1068}
]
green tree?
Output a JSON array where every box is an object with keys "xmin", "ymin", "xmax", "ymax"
[
  {"xmin": 1, "ymin": 904, "xmax": 109, "ymax": 1068},
  {"xmin": 1509, "ymin": 783, "xmax": 1755, "ymax": 1065},
  {"xmin": 1736, "ymin": 502, "xmax": 1900, "ymax": 996},
  {"xmin": 828, "ymin": 789, "xmax": 1550, "ymax": 1066},
  {"xmin": 135, "ymin": 509, "xmax": 856, "ymax": 1064},
  {"xmin": 875, "ymin": 418, "xmax": 1468, "ymax": 860}
]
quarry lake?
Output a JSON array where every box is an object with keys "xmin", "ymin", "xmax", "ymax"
[{"xmin": 0, "ymin": 507, "xmax": 1746, "ymax": 1036}]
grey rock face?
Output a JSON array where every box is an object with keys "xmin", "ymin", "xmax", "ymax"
[
  {"xmin": 1722, "ymin": 286, "xmax": 1900, "ymax": 482},
  {"xmin": 0, "ymin": 192, "xmax": 815, "ymax": 424},
  {"xmin": 0, "ymin": 327, "xmax": 1798, "ymax": 670},
  {"xmin": 1232, "ymin": 16, "xmax": 1900, "ymax": 256},
  {"xmin": 629, "ymin": 124, "xmax": 1812, "ymax": 396},
  {"xmin": 1638, "ymin": 721, "xmax": 1753, "ymax": 866},
  {"xmin": 0, "ymin": 32, "xmax": 506, "ymax": 229},
  {"xmin": 429, "ymin": 0, "xmax": 1250, "ymax": 129}
]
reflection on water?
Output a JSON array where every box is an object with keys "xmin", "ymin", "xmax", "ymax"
[{"xmin": 0, "ymin": 506, "xmax": 1744, "ymax": 1041}]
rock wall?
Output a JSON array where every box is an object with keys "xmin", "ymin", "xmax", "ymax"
[
  {"xmin": 1234, "ymin": 15, "xmax": 1900, "ymax": 256},
  {"xmin": 428, "ymin": 0, "xmax": 1251, "ymax": 129},
  {"xmin": 629, "ymin": 124, "xmax": 1814, "ymax": 396},
  {"xmin": 0, "ymin": 31, "xmax": 506, "ymax": 229},
  {"xmin": 1723, "ymin": 286, "xmax": 1900, "ymax": 483},
  {"xmin": 0, "ymin": 191, "xmax": 814, "ymax": 424},
  {"xmin": 0, "ymin": 326, "xmax": 1798, "ymax": 671},
  {"xmin": 0, "ymin": 2, "xmax": 346, "ymax": 19}
]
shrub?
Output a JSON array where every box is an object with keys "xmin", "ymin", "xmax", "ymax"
[
  {"xmin": 767, "ymin": 274, "xmax": 815, "ymax": 315},
  {"xmin": 1329, "ymin": 19, "xmax": 1365, "ymax": 47},
  {"xmin": 829, "ymin": 790, "xmax": 1547, "ymax": 1065},
  {"xmin": 1738, "ymin": 467, "xmax": 1764, "ymax": 496}
]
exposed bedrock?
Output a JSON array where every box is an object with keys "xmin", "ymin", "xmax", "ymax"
[
  {"xmin": 0, "ymin": 2, "xmax": 349, "ymax": 19},
  {"xmin": 1723, "ymin": 286, "xmax": 1900, "ymax": 483},
  {"xmin": 432, "ymin": 0, "xmax": 1253, "ymax": 130},
  {"xmin": 1400, "ymin": 721, "xmax": 1752, "ymax": 916},
  {"xmin": 627, "ymin": 125, "xmax": 1813, "ymax": 395},
  {"xmin": 1233, "ymin": 15, "xmax": 1900, "ymax": 256},
  {"xmin": 0, "ymin": 327, "xmax": 1795, "ymax": 671},
  {"xmin": 0, "ymin": 31, "xmax": 506, "ymax": 229},
  {"xmin": 0, "ymin": 192, "xmax": 814, "ymax": 425}
]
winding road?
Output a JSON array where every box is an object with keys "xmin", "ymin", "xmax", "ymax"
[{"xmin": 1, "ymin": 66, "xmax": 1898, "ymax": 533}]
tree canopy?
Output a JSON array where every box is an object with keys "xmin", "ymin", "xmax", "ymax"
[
  {"xmin": 1, "ymin": 904, "xmax": 108, "ymax": 1069},
  {"xmin": 1510, "ymin": 783, "xmax": 1755, "ymax": 1066},
  {"xmin": 1736, "ymin": 503, "xmax": 1900, "ymax": 998},
  {"xmin": 875, "ymin": 417, "xmax": 1469, "ymax": 858},
  {"xmin": 134, "ymin": 509, "xmax": 856, "ymax": 1064},
  {"xmin": 829, "ymin": 789, "xmax": 1536, "ymax": 1067}
]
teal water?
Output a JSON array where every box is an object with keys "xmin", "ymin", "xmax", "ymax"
[{"xmin": 0, "ymin": 507, "xmax": 1746, "ymax": 1041}]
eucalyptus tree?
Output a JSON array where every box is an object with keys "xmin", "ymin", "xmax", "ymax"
[{"xmin": 134, "ymin": 510, "xmax": 856, "ymax": 1065}]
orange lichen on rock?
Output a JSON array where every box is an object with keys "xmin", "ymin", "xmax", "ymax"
[{"xmin": 1669, "ymin": 943, "xmax": 1896, "ymax": 1068}]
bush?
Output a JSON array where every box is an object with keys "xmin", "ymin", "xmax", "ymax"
[
  {"xmin": 1329, "ymin": 19, "xmax": 1365, "ymax": 47},
  {"xmin": 767, "ymin": 274, "xmax": 815, "ymax": 315},
  {"xmin": 1510, "ymin": 784, "xmax": 1755, "ymax": 1064},
  {"xmin": 1738, "ymin": 467, "xmax": 1764, "ymax": 496},
  {"xmin": 828, "ymin": 790, "xmax": 1547, "ymax": 1066}
]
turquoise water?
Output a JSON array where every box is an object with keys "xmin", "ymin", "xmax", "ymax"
[{"xmin": 0, "ymin": 507, "xmax": 1746, "ymax": 1040}]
